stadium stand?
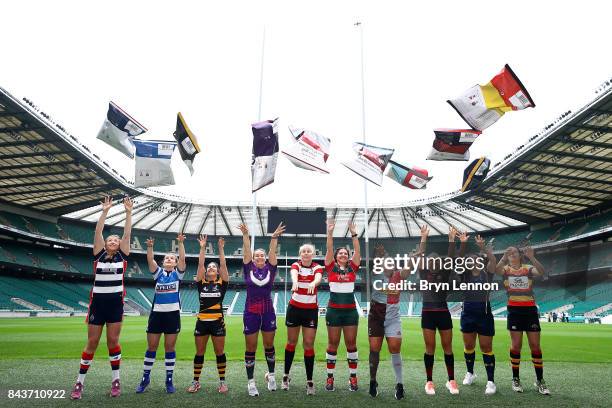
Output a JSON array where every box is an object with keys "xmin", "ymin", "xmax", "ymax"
[{"xmin": 0, "ymin": 76, "xmax": 610, "ymax": 321}]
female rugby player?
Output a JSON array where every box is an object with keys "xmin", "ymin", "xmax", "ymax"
[
  {"xmin": 239, "ymin": 222, "xmax": 286, "ymax": 396},
  {"xmin": 456, "ymin": 233, "xmax": 497, "ymax": 395},
  {"xmin": 282, "ymin": 243, "xmax": 323, "ymax": 395},
  {"xmin": 324, "ymin": 220, "xmax": 361, "ymax": 392},
  {"xmin": 419, "ymin": 225, "xmax": 459, "ymax": 395},
  {"xmin": 367, "ymin": 242, "xmax": 418, "ymax": 399},
  {"xmin": 70, "ymin": 196, "xmax": 133, "ymax": 399},
  {"xmin": 136, "ymin": 233, "xmax": 186, "ymax": 394},
  {"xmin": 187, "ymin": 235, "xmax": 230, "ymax": 394},
  {"xmin": 496, "ymin": 246, "xmax": 550, "ymax": 395}
]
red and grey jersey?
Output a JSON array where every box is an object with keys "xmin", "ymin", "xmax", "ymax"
[
  {"xmin": 289, "ymin": 261, "xmax": 323, "ymax": 309},
  {"xmin": 325, "ymin": 261, "xmax": 359, "ymax": 309},
  {"xmin": 371, "ymin": 270, "xmax": 401, "ymax": 305},
  {"xmin": 92, "ymin": 249, "xmax": 128, "ymax": 300}
]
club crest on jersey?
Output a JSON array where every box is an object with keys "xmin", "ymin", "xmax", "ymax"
[{"xmin": 250, "ymin": 270, "xmax": 270, "ymax": 287}]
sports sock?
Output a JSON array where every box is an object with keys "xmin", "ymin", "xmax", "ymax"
[
  {"xmin": 424, "ymin": 353, "xmax": 434, "ymax": 382},
  {"xmin": 304, "ymin": 348, "xmax": 315, "ymax": 381},
  {"xmin": 264, "ymin": 347, "xmax": 275, "ymax": 374},
  {"xmin": 510, "ymin": 349, "xmax": 521, "ymax": 379},
  {"xmin": 347, "ymin": 348, "xmax": 358, "ymax": 378},
  {"xmin": 483, "ymin": 352, "xmax": 495, "ymax": 382},
  {"xmin": 369, "ymin": 350, "xmax": 380, "ymax": 381},
  {"xmin": 464, "ymin": 348, "xmax": 476, "ymax": 374},
  {"xmin": 77, "ymin": 352, "xmax": 94, "ymax": 384},
  {"xmin": 165, "ymin": 351, "xmax": 176, "ymax": 383},
  {"xmin": 142, "ymin": 350, "xmax": 156, "ymax": 379},
  {"xmin": 284, "ymin": 343, "xmax": 296, "ymax": 376},
  {"xmin": 326, "ymin": 349, "xmax": 337, "ymax": 377},
  {"xmin": 193, "ymin": 355, "xmax": 204, "ymax": 382},
  {"xmin": 444, "ymin": 353, "xmax": 455, "ymax": 381},
  {"xmin": 109, "ymin": 346, "xmax": 121, "ymax": 381},
  {"xmin": 216, "ymin": 353, "xmax": 227, "ymax": 382},
  {"xmin": 245, "ymin": 351, "xmax": 256, "ymax": 380},
  {"xmin": 531, "ymin": 350, "xmax": 543, "ymax": 381},
  {"xmin": 391, "ymin": 353, "xmax": 403, "ymax": 384}
]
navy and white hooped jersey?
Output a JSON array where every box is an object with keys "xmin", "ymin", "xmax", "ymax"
[
  {"xmin": 93, "ymin": 249, "xmax": 128, "ymax": 299},
  {"xmin": 151, "ymin": 266, "xmax": 185, "ymax": 312}
]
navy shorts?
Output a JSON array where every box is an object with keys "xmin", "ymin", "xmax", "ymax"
[
  {"xmin": 460, "ymin": 311, "xmax": 495, "ymax": 336},
  {"xmin": 147, "ymin": 311, "xmax": 181, "ymax": 334},
  {"xmin": 87, "ymin": 296, "xmax": 123, "ymax": 326}
]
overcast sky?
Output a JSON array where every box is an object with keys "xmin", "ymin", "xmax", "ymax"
[{"xmin": 3, "ymin": 0, "xmax": 611, "ymax": 207}]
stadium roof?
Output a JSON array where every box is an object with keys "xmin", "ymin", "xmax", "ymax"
[
  {"xmin": 1, "ymin": 80, "xmax": 611, "ymax": 237},
  {"xmin": 455, "ymin": 82, "xmax": 612, "ymax": 223},
  {"xmin": 0, "ymin": 87, "xmax": 140, "ymax": 215}
]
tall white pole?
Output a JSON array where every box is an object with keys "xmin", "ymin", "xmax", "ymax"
[
  {"xmin": 251, "ymin": 26, "xmax": 266, "ymax": 252},
  {"xmin": 284, "ymin": 251, "xmax": 288, "ymax": 314},
  {"xmin": 356, "ymin": 21, "xmax": 370, "ymax": 311}
]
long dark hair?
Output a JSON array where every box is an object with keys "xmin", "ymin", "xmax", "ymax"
[{"xmin": 334, "ymin": 247, "xmax": 350, "ymax": 264}]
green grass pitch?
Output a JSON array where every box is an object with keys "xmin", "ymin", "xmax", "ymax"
[{"xmin": 0, "ymin": 316, "xmax": 610, "ymax": 407}]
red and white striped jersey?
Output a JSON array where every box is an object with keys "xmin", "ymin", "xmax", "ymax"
[{"xmin": 289, "ymin": 261, "xmax": 323, "ymax": 309}]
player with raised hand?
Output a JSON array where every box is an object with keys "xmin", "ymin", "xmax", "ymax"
[
  {"xmin": 496, "ymin": 245, "xmax": 550, "ymax": 395},
  {"xmin": 419, "ymin": 225, "xmax": 459, "ymax": 396},
  {"xmin": 457, "ymin": 233, "xmax": 498, "ymax": 395},
  {"xmin": 136, "ymin": 233, "xmax": 186, "ymax": 394},
  {"xmin": 70, "ymin": 196, "xmax": 133, "ymax": 399},
  {"xmin": 239, "ymin": 222, "xmax": 285, "ymax": 397},
  {"xmin": 187, "ymin": 235, "xmax": 230, "ymax": 394},
  {"xmin": 282, "ymin": 243, "xmax": 323, "ymax": 395},
  {"xmin": 368, "ymin": 242, "xmax": 417, "ymax": 400},
  {"xmin": 324, "ymin": 220, "xmax": 361, "ymax": 392}
]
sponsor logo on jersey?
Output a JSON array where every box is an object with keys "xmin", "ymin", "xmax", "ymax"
[
  {"xmin": 200, "ymin": 292, "xmax": 221, "ymax": 298},
  {"xmin": 157, "ymin": 283, "xmax": 177, "ymax": 292}
]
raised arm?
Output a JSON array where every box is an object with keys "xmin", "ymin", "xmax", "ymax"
[
  {"xmin": 458, "ymin": 231, "xmax": 469, "ymax": 258},
  {"xmin": 324, "ymin": 219, "xmax": 335, "ymax": 266},
  {"xmin": 496, "ymin": 247, "xmax": 510, "ymax": 276},
  {"xmin": 196, "ymin": 234, "xmax": 207, "ymax": 282},
  {"xmin": 238, "ymin": 223, "xmax": 252, "ymax": 264},
  {"xmin": 176, "ymin": 233, "xmax": 186, "ymax": 272},
  {"xmin": 146, "ymin": 237, "xmax": 158, "ymax": 273},
  {"xmin": 218, "ymin": 237, "xmax": 229, "ymax": 282},
  {"xmin": 476, "ymin": 235, "xmax": 496, "ymax": 274},
  {"xmin": 268, "ymin": 222, "xmax": 285, "ymax": 266},
  {"xmin": 93, "ymin": 196, "xmax": 113, "ymax": 255},
  {"xmin": 448, "ymin": 226, "xmax": 458, "ymax": 258},
  {"xmin": 120, "ymin": 196, "xmax": 133, "ymax": 255},
  {"xmin": 348, "ymin": 222, "xmax": 361, "ymax": 266},
  {"xmin": 524, "ymin": 246, "xmax": 545, "ymax": 277},
  {"xmin": 417, "ymin": 225, "xmax": 429, "ymax": 270}
]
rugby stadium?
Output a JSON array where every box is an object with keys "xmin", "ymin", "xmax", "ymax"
[{"xmin": 0, "ymin": 77, "xmax": 610, "ymax": 407}]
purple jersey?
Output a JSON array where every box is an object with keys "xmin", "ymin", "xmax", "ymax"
[{"xmin": 243, "ymin": 261, "xmax": 276, "ymax": 314}]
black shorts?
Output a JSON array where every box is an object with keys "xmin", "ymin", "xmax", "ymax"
[
  {"xmin": 285, "ymin": 304, "xmax": 318, "ymax": 328},
  {"xmin": 507, "ymin": 306, "xmax": 541, "ymax": 332},
  {"xmin": 194, "ymin": 318, "xmax": 226, "ymax": 337},
  {"xmin": 87, "ymin": 296, "xmax": 123, "ymax": 326},
  {"xmin": 460, "ymin": 310, "xmax": 495, "ymax": 336},
  {"xmin": 147, "ymin": 311, "xmax": 181, "ymax": 334},
  {"xmin": 421, "ymin": 310, "xmax": 453, "ymax": 331}
]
